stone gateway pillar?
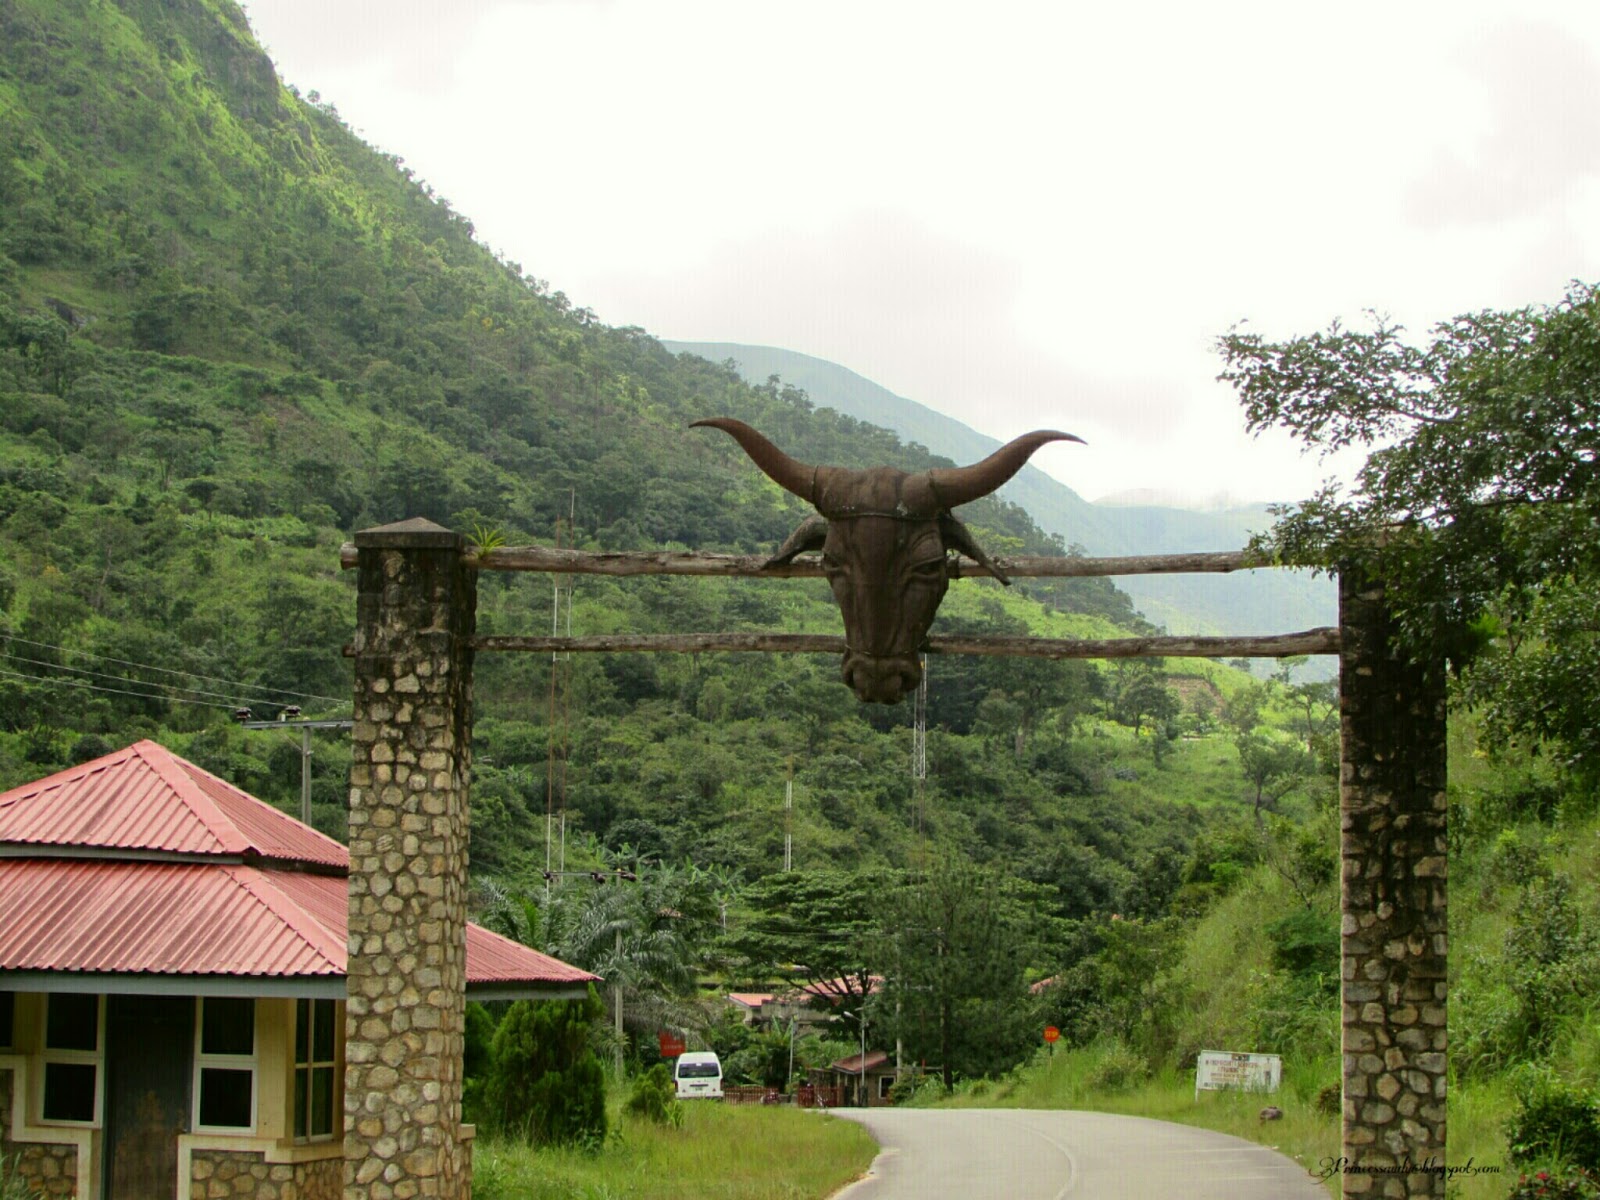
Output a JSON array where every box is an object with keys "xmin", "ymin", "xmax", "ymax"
[
  {"xmin": 346, "ymin": 519, "xmax": 477, "ymax": 1200},
  {"xmin": 1337, "ymin": 569, "xmax": 1447, "ymax": 1199}
]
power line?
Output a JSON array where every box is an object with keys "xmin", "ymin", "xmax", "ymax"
[
  {"xmin": 0, "ymin": 630, "xmax": 347, "ymax": 706},
  {"xmin": 0, "ymin": 651, "xmax": 347, "ymax": 714},
  {"xmin": 0, "ymin": 666, "xmax": 247, "ymax": 713}
]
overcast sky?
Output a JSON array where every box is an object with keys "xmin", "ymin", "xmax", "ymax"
[{"xmin": 240, "ymin": 1, "xmax": 1600, "ymax": 505}]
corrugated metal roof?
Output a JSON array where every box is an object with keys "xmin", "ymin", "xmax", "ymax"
[
  {"xmin": 0, "ymin": 740, "xmax": 345, "ymax": 868},
  {"xmin": 0, "ymin": 859, "xmax": 597, "ymax": 988},
  {"xmin": 0, "ymin": 860, "xmax": 344, "ymax": 978},
  {"xmin": 0, "ymin": 741, "xmax": 597, "ymax": 991}
]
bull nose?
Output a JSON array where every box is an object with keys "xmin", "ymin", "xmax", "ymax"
[{"xmin": 842, "ymin": 657, "xmax": 921, "ymax": 705}]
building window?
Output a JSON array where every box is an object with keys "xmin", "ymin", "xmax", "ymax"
[
  {"xmin": 878, "ymin": 1074, "xmax": 894, "ymax": 1101},
  {"xmin": 194, "ymin": 997, "xmax": 256, "ymax": 1132},
  {"xmin": 41, "ymin": 993, "xmax": 102, "ymax": 1125},
  {"xmin": 0, "ymin": 991, "xmax": 13, "ymax": 1049},
  {"xmin": 293, "ymin": 998, "xmax": 337, "ymax": 1141}
]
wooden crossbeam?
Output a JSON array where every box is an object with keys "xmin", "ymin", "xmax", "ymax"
[
  {"xmin": 471, "ymin": 628, "xmax": 1339, "ymax": 659},
  {"xmin": 340, "ymin": 544, "xmax": 1277, "ymax": 579}
]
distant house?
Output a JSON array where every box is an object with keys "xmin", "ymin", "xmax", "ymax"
[
  {"xmin": 810, "ymin": 1050, "xmax": 895, "ymax": 1107},
  {"xmin": 726, "ymin": 992, "xmax": 776, "ymax": 1024},
  {"xmin": 0, "ymin": 740, "xmax": 597, "ymax": 1200}
]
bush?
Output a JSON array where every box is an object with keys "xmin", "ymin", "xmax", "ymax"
[
  {"xmin": 482, "ymin": 988, "xmax": 608, "ymax": 1148},
  {"xmin": 625, "ymin": 1064, "xmax": 683, "ymax": 1127},
  {"xmin": 1504, "ymin": 1168, "xmax": 1600, "ymax": 1199},
  {"xmin": 1084, "ymin": 1040, "xmax": 1149, "ymax": 1093},
  {"xmin": 1506, "ymin": 1076, "xmax": 1600, "ymax": 1171}
]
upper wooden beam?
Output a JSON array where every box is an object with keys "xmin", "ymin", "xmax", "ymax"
[{"xmin": 339, "ymin": 543, "xmax": 1275, "ymax": 579}]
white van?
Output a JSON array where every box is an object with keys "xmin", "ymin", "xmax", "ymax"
[{"xmin": 673, "ymin": 1051, "xmax": 723, "ymax": 1099}]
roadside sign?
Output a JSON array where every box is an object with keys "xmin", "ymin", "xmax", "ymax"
[
  {"xmin": 1194, "ymin": 1050, "xmax": 1281, "ymax": 1098},
  {"xmin": 658, "ymin": 1031, "xmax": 686, "ymax": 1058},
  {"xmin": 1043, "ymin": 1026, "xmax": 1060, "ymax": 1043}
]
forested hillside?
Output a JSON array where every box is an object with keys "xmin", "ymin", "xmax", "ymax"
[{"xmin": 0, "ymin": 0, "xmax": 1359, "ymax": 1119}]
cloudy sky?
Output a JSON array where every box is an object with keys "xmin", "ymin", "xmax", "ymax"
[{"xmin": 241, "ymin": 1, "xmax": 1600, "ymax": 505}]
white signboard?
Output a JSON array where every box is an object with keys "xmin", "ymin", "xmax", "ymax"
[{"xmin": 1195, "ymin": 1050, "xmax": 1282, "ymax": 1097}]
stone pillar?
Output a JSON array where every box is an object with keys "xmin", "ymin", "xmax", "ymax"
[
  {"xmin": 346, "ymin": 518, "xmax": 476, "ymax": 1200},
  {"xmin": 1337, "ymin": 569, "xmax": 1447, "ymax": 1198}
]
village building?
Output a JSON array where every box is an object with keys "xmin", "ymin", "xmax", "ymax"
[{"xmin": 0, "ymin": 740, "xmax": 596, "ymax": 1200}]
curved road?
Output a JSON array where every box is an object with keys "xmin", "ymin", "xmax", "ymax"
[{"xmin": 830, "ymin": 1108, "xmax": 1328, "ymax": 1200}]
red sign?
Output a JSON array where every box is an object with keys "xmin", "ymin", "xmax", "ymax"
[
  {"xmin": 1043, "ymin": 1026, "xmax": 1060, "ymax": 1044},
  {"xmin": 658, "ymin": 1031, "xmax": 686, "ymax": 1058}
]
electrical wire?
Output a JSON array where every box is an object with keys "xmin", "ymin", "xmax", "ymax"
[
  {"xmin": 0, "ymin": 630, "xmax": 347, "ymax": 707},
  {"xmin": 0, "ymin": 650, "xmax": 348, "ymax": 714},
  {"xmin": 0, "ymin": 666, "xmax": 247, "ymax": 713}
]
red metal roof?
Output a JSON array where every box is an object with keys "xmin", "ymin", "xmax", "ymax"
[
  {"xmin": 830, "ymin": 1051, "xmax": 890, "ymax": 1075},
  {"xmin": 0, "ymin": 740, "xmax": 345, "ymax": 868},
  {"xmin": 0, "ymin": 742, "xmax": 598, "ymax": 992}
]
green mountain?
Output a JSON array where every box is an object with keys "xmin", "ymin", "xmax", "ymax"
[
  {"xmin": 663, "ymin": 342, "xmax": 1337, "ymax": 641},
  {"xmin": 0, "ymin": 0, "xmax": 1220, "ymax": 887}
]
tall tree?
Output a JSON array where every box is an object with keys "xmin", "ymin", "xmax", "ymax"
[
  {"xmin": 877, "ymin": 856, "xmax": 1034, "ymax": 1090},
  {"xmin": 1219, "ymin": 282, "xmax": 1600, "ymax": 782}
]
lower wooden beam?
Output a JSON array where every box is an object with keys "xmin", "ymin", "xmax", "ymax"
[{"xmin": 470, "ymin": 628, "xmax": 1339, "ymax": 659}]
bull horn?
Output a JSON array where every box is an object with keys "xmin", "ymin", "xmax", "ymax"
[
  {"xmin": 692, "ymin": 417, "xmax": 817, "ymax": 504},
  {"xmin": 927, "ymin": 430, "xmax": 1084, "ymax": 509}
]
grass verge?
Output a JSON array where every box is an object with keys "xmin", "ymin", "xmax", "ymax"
[{"xmin": 473, "ymin": 1101, "xmax": 878, "ymax": 1200}]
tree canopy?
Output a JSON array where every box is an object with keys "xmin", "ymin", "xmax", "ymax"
[{"xmin": 1219, "ymin": 282, "xmax": 1600, "ymax": 778}]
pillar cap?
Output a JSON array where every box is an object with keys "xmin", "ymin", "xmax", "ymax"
[{"xmin": 354, "ymin": 518, "xmax": 464, "ymax": 551}]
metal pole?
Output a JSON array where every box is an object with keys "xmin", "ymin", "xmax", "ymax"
[{"xmin": 300, "ymin": 725, "xmax": 312, "ymax": 824}]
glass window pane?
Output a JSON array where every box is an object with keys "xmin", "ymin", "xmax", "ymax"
[
  {"xmin": 311, "ymin": 1066, "xmax": 334, "ymax": 1136},
  {"xmin": 311, "ymin": 999, "xmax": 336, "ymax": 1062},
  {"xmin": 198, "ymin": 1068, "xmax": 253, "ymax": 1129},
  {"xmin": 0, "ymin": 991, "xmax": 13, "ymax": 1049},
  {"xmin": 45, "ymin": 994, "xmax": 98, "ymax": 1051},
  {"xmin": 294, "ymin": 1067, "xmax": 308, "ymax": 1139},
  {"xmin": 202, "ymin": 998, "xmax": 254, "ymax": 1057},
  {"xmin": 295, "ymin": 999, "xmax": 310, "ymax": 1063},
  {"xmin": 42, "ymin": 1062, "xmax": 97, "ymax": 1122}
]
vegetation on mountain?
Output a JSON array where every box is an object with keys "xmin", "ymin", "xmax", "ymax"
[{"xmin": 8, "ymin": 5, "xmax": 1600, "ymax": 1194}]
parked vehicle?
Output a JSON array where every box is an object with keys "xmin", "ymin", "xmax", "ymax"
[{"xmin": 674, "ymin": 1051, "xmax": 724, "ymax": 1099}]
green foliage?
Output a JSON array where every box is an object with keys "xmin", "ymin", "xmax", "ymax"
[
  {"xmin": 1220, "ymin": 283, "xmax": 1600, "ymax": 786},
  {"xmin": 1265, "ymin": 906, "xmax": 1338, "ymax": 983},
  {"xmin": 878, "ymin": 855, "xmax": 1038, "ymax": 1089},
  {"xmin": 482, "ymin": 990, "xmax": 608, "ymax": 1147},
  {"xmin": 1082, "ymin": 1039, "xmax": 1150, "ymax": 1092},
  {"xmin": 1506, "ymin": 1074, "xmax": 1600, "ymax": 1171},
  {"xmin": 1503, "ymin": 1170, "xmax": 1600, "ymax": 1200},
  {"xmin": 624, "ymin": 1064, "xmax": 683, "ymax": 1128}
]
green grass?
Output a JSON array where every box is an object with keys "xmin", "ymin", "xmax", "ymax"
[{"xmin": 472, "ymin": 1102, "xmax": 877, "ymax": 1200}]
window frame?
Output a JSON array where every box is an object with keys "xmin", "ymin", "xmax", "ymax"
[
  {"xmin": 292, "ymin": 997, "xmax": 339, "ymax": 1143},
  {"xmin": 38, "ymin": 993, "xmax": 104, "ymax": 1128},
  {"xmin": 192, "ymin": 996, "xmax": 258, "ymax": 1135}
]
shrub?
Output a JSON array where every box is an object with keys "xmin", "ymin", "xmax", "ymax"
[
  {"xmin": 1506, "ymin": 1076, "xmax": 1600, "ymax": 1171},
  {"xmin": 625, "ymin": 1064, "xmax": 683, "ymax": 1128},
  {"xmin": 482, "ymin": 988, "xmax": 608, "ymax": 1148},
  {"xmin": 1084, "ymin": 1040, "xmax": 1149, "ymax": 1093},
  {"xmin": 1504, "ymin": 1168, "xmax": 1600, "ymax": 1199}
]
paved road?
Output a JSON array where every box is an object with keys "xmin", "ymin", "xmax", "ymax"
[{"xmin": 830, "ymin": 1108, "xmax": 1329, "ymax": 1200}]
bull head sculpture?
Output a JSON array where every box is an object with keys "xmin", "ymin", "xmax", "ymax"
[{"xmin": 693, "ymin": 417, "xmax": 1083, "ymax": 704}]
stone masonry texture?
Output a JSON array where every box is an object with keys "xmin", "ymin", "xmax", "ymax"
[
  {"xmin": 190, "ymin": 1149, "xmax": 343, "ymax": 1200},
  {"xmin": 1338, "ymin": 569, "xmax": 1448, "ymax": 1199},
  {"xmin": 345, "ymin": 519, "xmax": 476, "ymax": 1200}
]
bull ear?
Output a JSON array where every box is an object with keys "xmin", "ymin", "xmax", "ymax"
[
  {"xmin": 766, "ymin": 515, "xmax": 829, "ymax": 567},
  {"xmin": 693, "ymin": 417, "xmax": 818, "ymax": 504},
  {"xmin": 927, "ymin": 430, "xmax": 1084, "ymax": 509},
  {"xmin": 939, "ymin": 515, "xmax": 1011, "ymax": 585}
]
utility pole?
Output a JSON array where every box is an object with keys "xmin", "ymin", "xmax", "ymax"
[
  {"xmin": 783, "ymin": 756, "xmax": 794, "ymax": 872},
  {"xmin": 238, "ymin": 714, "xmax": 353, "ymax": 823}
]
